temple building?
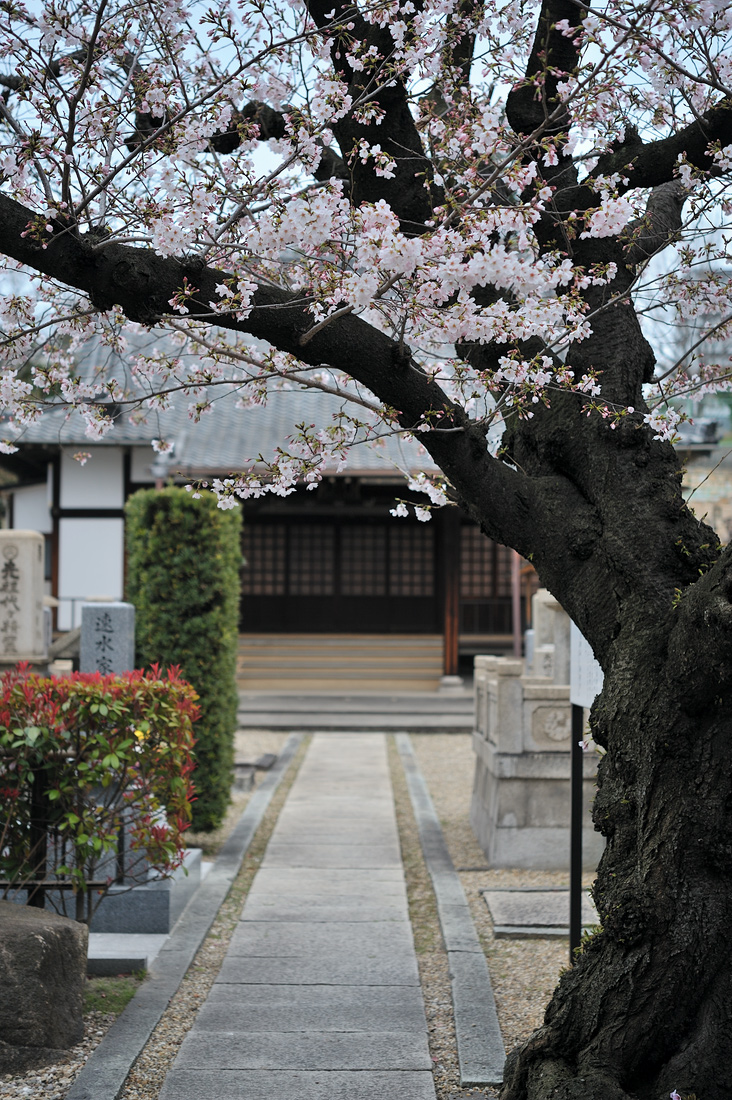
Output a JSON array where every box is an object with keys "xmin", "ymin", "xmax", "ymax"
[{"xmin": 0, "ymin": 390, "xmax": 535, "ymax": 686}]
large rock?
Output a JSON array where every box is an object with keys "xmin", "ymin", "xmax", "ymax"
[{"xmin": 0, "ymin": 900, "xmax": 88, "ymax": 1070}]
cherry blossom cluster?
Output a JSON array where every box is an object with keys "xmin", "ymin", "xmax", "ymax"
[{"xmin": 0, "ymin": 0, "xmax": 730, "ymax": 504}]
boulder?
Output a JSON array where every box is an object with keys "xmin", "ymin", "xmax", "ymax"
[{"xmin": 0, "ymin": 900, "xmax": 88, "ymax": 1069}]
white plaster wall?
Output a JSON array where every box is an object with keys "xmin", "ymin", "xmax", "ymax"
[
  {"xmin": 13, "ymin": 480, "xmax": 52, "ymax": 534},
  {"xmin": 130, "ymin": 446, "xmax": 157, "ymax": 483},
  {"xmin": 60, "ymin": 447, "xmax": 124, "ymax": 509},
  {"xmin": 57, "ymin": 518, "xmax": 124, "ymax": 629}
]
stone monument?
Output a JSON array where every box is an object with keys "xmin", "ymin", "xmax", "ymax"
[
  {"xmin": 0, "ymin": 900, "xmax": 87, "ymax": 1071},
  {"xmin": 80, "ymin": 600, "xmax": 135, "ymax": 675},
  {"xmin": 0, "ymin": 530, "xmax": 48, "ymax": 671},
  {"xmin": 470, "ymin": 589, "xmax": 605, "ymax": 870}
]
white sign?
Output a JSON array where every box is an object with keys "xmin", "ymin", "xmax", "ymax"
[{"xmin": 570, "ymin": 621, "xmax": 604, "ymax": 707}]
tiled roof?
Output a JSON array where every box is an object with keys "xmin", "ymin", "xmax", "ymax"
[{"xmin": 9, "ymin": 389, "xmax": 439, "ymax": 476}]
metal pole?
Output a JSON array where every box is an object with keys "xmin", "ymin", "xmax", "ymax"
[
  {"xmin": 511, "ymin": 550, "xmax": 522, "ymax": 658},
  {"xmin": 570, "ymin": 703, "xmax": 584, "ymax": 964}
]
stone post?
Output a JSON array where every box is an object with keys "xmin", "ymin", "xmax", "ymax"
[
  {"xmin": 80, "ymin": 601, "xmax": 135, "ymax": 675},
  {"xmin": 526, "ymin": 588, "xmax": 570, "ymax": 683},
  {"xmin": 0, "ymin": 530, "xmax": 48, "ymax": 670}
]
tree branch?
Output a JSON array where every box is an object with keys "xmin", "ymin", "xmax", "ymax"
[
  {"xmin": 302, "ymin": 0, "xmax": 442, "ymax": 231},
  {"xmin": 620, "ymin": 180, "xmax": 687, "ymax": 265},
  {"xmin": 0, "ymin": 49, "xmax": 87, "ymax": 93},
  {"xmin": 593, "ymin": 97, "xmax": 732, "ymax": 188},
  {"xmin": 0, "ymin": 189, "xmax": 586, "ymax": 565},
  {"xmin": 125, "ymin": 98, "xmax": 351, "ymax": 185}
]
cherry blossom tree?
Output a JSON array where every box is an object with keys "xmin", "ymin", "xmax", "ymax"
[{"xmin": 1, "ymin": 0, "xmax": 732, "ymax": 1095}]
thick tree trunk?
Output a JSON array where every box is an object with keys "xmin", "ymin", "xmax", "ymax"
[{"xmin": 500, "ymin": 565, "xmax": 732, "ymax": 1100}]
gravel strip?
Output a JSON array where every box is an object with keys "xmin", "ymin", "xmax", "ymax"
[
  {"xmin": 0, "ymin": 1014, "xmax": 114, "ymax": 1100},
  {"xmin": 0, "ymin": 730, "xmax": 301, "ymax": 1100},
  {"xmin": 410, "ymin": 733, "xmax": 596, "ymax": 1057},
  {"xmin": 394, "ymin": 732, "xmax": 504, "ymax": 1087}
]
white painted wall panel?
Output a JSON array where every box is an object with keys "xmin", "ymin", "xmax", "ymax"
[
  {"xmin": 60, "ymin": 447, "xmax": 124, "ymax": 509},
  {"xmin": 13, "ymin": 481, "xmax": 52, "ymax": 534},
  {"xmin": 57, "ymin": 518, "xmax": 124, "ymax": 629},
  {"xmin": 130, "ymin": 446, "xmax": 157, "ymax": 483}
]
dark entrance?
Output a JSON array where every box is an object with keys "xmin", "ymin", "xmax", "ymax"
[
  {"xmin": 241, "ymin": 517, "xmax": 438, "ymax": 632},
  {"xmin": 239, "ymin": 479, "xmax": 530, "ymax": 641}
]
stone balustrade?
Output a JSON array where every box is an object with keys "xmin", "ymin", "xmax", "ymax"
[{"xmin": 470, "ymin": 591, "xmax": 605, "ymax": 870}]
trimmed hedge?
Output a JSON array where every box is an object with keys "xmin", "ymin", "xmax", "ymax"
[{"xmin": 125, "ymin": 488, "xmax": 242, "ymax": 831}]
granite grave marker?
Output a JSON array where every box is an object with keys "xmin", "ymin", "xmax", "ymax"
[{"xmin": 80, "ymin": 601, "xmax": 135, "ymax": 675}]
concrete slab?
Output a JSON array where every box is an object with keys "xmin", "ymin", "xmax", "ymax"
[
  {"xmin": 482, "ymin": 888, "xmax": 597, "ymax": 936},
  {"xmin": 241, "ymin": 899, "xmax": 409, "ymax": 922},
  {"xmin": 160, "ymin": 1068, "xmax": 437, "ymax": 1100},
  {"xmin": 215, "ymin": 953, "xmax": 420, "ymax": 986},
  {"xmin": 174, "ymin": 1030, "xmax": 431, "ymax": 1070},
  {"xmin": 87, "ymin": 933, "xmax": 167, "ymax": 975},
  {"xmin": 227, "ymin": 920, "xmax": 415, "ymax": 956},
  {"xmin": 280, "ymin": 798, "xmax": 394, "ymax": 813},
  {"xmin": 432, "ymin": 903, "xmax": 486, "ymax": 955},
  {"xmin": 206, "ymin": 983, "xmax": 426, "ymax": 1010},
  {"xmin": 246, "ymin": 867, "xmax": 405, "ymax": 894},
  {"xmin": 263, "ymin": 843, "xmax": 402, "ymax": 868},
  {"xmin": 448, "ymin": 951, "xmax": 506, "ymax": 1087},
  {"xmin": 267, "ymin": 825, "xmax": 398, "ymax": 843},
  {"xmin": 194, "ymin": 998, "xmax": 427, "ymax": 1033}
]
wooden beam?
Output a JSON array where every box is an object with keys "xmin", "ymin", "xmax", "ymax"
[{"xmin": 440, "ymin": 510, "xmax": 461, "ymax": 676}]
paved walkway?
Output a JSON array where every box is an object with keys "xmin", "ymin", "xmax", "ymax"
[{"xmin": 159, "ymin": 732, "xmax": 436, "ymax": 1100}]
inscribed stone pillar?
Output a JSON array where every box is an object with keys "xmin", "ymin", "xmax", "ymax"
[
  {"xmin": 0, "ymin": 530, "xmax": 47, "ymax": 666},
  {"xmin": 529, "ymin": 588, "xmax": 571, "ymax": 684},
  {"xmin": 80, "ymin": 602, "xmax": 135, "ymax": 675}
]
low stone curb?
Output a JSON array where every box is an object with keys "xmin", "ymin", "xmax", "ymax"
[
  {"xmin": 395, "ymin": 732, "xmax": 505, "ymax": 1088},
  {"xmin": 65, "ymin": 733, "xmax": 303, "ymax": 1100}
]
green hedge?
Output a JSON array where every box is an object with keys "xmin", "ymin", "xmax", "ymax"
[{"xmin": 125, "ymin": 488, "xmax": 242, "ymax": 831}]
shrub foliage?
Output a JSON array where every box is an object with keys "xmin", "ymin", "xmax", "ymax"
[
  {"xmin": 125, "ymin": 488, "xmax": 242, "ymax": 831},
  {"xmin": 0, "ymin": 665, "xmax": 197, "ymax": 923}
]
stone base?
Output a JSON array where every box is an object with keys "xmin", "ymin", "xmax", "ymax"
[
  {"xmin": 471, "ymin": 814, "xmax": 604, "ymax": 870},
  {"xmin": 0, "ymin": 658, "xmax": 49, "ymax": 675},
  {"xmin": 471, "ymin": 732, "xmax": 604, "ymax": 871},
  {"xmin": 12, "ymin": 849, "xmax": 202, "ymax": 934},
  {"xmin": 90, "ymin": 848, "xmax": 202, "ymax": 933},
  {"xmin": 438, "ymin": 674, "xmax": 465, "ymax": 694}
]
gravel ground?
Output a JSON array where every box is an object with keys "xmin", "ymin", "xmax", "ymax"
[
  {"xmin": 0, "ymin": 1013, "xmax": 115, "ymax": 1100},
  {"xmin": 2, "ymin": 727, "xmax": 595, "ymax": 1100}
]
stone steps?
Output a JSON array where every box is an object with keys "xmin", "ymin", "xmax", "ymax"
[
  {"xmin": 237, "ymin": 633, "xmax": 444, "ymax": 693},
  {"xmin": 237, "ymin": 690, "xmax": 474, "ymax": 731}
]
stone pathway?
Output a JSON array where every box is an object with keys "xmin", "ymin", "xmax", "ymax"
[{"xmin": 159, "ymin": 732, "xmax": 436, "ymax": 1100}]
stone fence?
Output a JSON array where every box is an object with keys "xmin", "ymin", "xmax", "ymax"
[{"xmin": 470, "ymin": 590, "xmax": 605, "ymax": 870}]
